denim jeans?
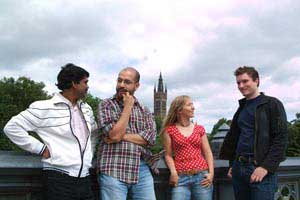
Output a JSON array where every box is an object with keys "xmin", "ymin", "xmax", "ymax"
[
  {"xmin": 99, "ymin": 160, "xmax": 156, "ymax": 200},
  {"xmin": 171, "ymin": 171, "xmax": 213, "ymax": 200},
  {"xmin": 232, "ymin": 160, "xmax": 277, "ymax": 200}
]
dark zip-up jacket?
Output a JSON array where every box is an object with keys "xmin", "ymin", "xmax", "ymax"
[{"xmin": 219, "ymin": 93, "xmax": 288, "ymax": 173}]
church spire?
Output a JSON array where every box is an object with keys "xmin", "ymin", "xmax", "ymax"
[
  {"xmin": 158, "ymin": 72, "xmax": 164, "ymax": 92},
  {"xmin": 154, "ymin": 72, "xmax": 167, "ymax": 119},
  {"xmin": 165, "ymin": 84, "xmax": 167, "ymax": 93}
]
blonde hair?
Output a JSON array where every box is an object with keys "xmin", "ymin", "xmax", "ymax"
[{"xmin": 160, "ymin": 95, "xmax": 190, "ymax": 135}]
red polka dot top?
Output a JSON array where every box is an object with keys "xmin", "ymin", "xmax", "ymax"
[{"xmin": 166, "ymin": 124, "xmax": 209, "ymax": 173}]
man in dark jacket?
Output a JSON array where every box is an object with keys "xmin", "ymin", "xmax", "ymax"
[{"xmin": 219, "ymin": 66, "xmax": 288, "ymax": 200}]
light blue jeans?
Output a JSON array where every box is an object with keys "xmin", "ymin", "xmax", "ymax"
[
  {"xmin": 99, "ymin": 160, "xmax": 156, "ymax": 200},
  {"xmin": 171, "ymin": 171, "xmax": 213, "ymax": 200}
]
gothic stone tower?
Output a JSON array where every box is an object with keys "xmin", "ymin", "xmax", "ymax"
[{"xmin": 154, "ymin": 72, "xmax": 167, "ymax": 119}]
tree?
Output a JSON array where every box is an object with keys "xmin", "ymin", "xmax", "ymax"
[
  {"xmin": 208, "ymin": 118, "xmax": 231, "ymax": 142},
  {"xmin": 0, "ymin": 77, "xmax": 104, "ymax": 151},
  {"xmin": 84, "ymin": 93, "xmax": 101, "ymax": 122},
  {"xmin": 151, "ymin": 116, "xmax": 164, "ymax": 154},
  {"xmin": 0, "ymin": 77, "xmax": 50, "ymax": 151},
  {"xmin": 286, "ymin": 114, "xmax": 300, "ymax": 157}
]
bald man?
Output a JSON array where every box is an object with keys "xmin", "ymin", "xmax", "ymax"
[{"xmin": 96, "ymin": 67, "xmax": 157, "ymax": 200}]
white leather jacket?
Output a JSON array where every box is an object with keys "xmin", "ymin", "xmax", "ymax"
[{"xmin": 3, "ymin": 93, "xmax": 98, "ymax": 177}]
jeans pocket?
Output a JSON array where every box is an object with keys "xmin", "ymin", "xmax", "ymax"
[
  {"xmin": 199, "ymin": 170, "xmax": 209, "ymax": 180},
  {"xmin": 177, "ymin": 175, "xmax": 189, "ymax": 187},
  {"xmin": 252, "ymin": 173, "xmax": 277, "ymax": 192}
]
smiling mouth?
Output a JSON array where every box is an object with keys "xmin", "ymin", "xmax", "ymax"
[{"xmin": 240, "ymin": 88, "xmax": 248, "ymax": 92}]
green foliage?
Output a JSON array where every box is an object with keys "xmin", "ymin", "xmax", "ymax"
[
  {"xmin": 286, "ymin": 113, "xmax": 300, "ymax": 157},
  {"xmin": 0, "ymin": 77, "xmax": 103, "ymax": 151},
  {"xmin": 84, "ymin": 93, "xmax": 101, "ymax": 122},
  {"xmin": 151, "ymin": 116, "xmax": 164, "ymax": 154},
  {"xmin": 0, "ymin": 77, "xmax": 50, "ymax": 151},
  {"xmin": 2, "ymin": 75, "xmax": 299, "ymax": 160},
  {"xmin": 208, "ymin": 118, "xmax": 230, "ymax": 142}
]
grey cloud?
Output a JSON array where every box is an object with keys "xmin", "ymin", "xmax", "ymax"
[
  {"xmin": 0, "ymin": 1, "xmax": 121, "ymax": 69},
  {"xmin": 164, "ymin": 1, "xmax": 300, "ymax": 90},
  {"xmin": 1, "ymin": 0, "xmax": 300, "ymax": 130}
]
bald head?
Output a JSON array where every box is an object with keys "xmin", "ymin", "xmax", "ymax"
[{"xmin": 119, "ymin": 67, "xmax": 140, "ymax": 83}]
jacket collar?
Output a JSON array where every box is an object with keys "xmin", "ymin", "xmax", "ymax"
[
  {"xmin": 52, "ymin": 93, "xmax": 83, "ymax": 107},
  {"xmin": 238, "ymin": 92, "xmax": 269, "ymax": 106}
]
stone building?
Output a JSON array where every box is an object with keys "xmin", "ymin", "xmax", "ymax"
[
  {"xmin": 154, "ymin": 72, "xmax": 167, "ymax": 119},
  {"xmin": 210, "ymin": 123, "xmax": 230, "ymax": 158}
]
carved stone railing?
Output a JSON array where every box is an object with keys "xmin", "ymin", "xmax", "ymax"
[{"xmin": 0, "ymin": 151, "xmax": 299, "ymax": 200}]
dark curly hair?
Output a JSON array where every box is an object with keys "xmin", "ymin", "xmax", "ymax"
[{"xmin": 56, "ymin": 63, "xmax": 89, "ymax": 91}]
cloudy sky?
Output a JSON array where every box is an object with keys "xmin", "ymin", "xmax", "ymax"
[{"xmin": 1, "ymin": 0, "xmax": 300, "ymax": 132}]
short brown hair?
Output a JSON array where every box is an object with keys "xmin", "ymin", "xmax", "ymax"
[{"xmin": 234, "ymin": 66, "xmax": 259, "ymax": 86}]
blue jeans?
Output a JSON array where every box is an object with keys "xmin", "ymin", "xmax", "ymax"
[
  {"xmin": 232, "ymin": 160, "xmax": 277, "ymax": 200},
  {"xmin": 99, "ymin": 160, "xmax": 156, "ymax": 200},
  {"xmin": 171, "ymin": 171, "xmax": 213, "ymax": 200}
]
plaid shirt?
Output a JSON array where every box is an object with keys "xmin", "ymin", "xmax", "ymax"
[{"xmin": 97, "ymin": 96, "xmax": 158, "ymax": 184}]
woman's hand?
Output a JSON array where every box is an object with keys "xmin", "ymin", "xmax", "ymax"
[
  {"xmin": 169, "ymin": 172, "xmax": 179, "ymax": 187},
  {"xmin": 200, "ymin": 173, "xmax": 214, "ymax": 187}
]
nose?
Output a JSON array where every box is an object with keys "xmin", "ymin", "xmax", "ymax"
[{"xmin": 238, "ymin": 82, "xmax": 243, "ymax": 89}]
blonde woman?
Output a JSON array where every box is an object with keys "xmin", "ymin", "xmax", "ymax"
[{"xmin": 162, "ymin": 95, "xmax": 214, "ymax": 200}]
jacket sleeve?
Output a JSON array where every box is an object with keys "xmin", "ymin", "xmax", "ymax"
[
  {"xmin": 88, "ymin": 105, "xmax": 99, "ymax": 153},
  {"xmin": 260, "ymin": 99, "xmax": 288, "ymax": 173},
  {"xmin": 3, "ymin": 105, "xmax": 46, "ymax": 155},
  {"xmin": 219, "ymin": 129, "xmax": 235, "ymax": 167}
]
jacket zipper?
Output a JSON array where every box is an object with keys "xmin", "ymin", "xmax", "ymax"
[
  {"xmin": 79, "ymin": 103, "xmax": 91, "ymax": 167},
  {"xmin": 65, "ymin": 103, "xmax": 84, "ymax": 178},
  {"xmin": 254, "ymin": 108, "xmax": 257, "ymax": 165}
]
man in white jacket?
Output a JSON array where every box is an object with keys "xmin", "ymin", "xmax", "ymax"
[{"xmin": 4, "ymin": 63, "xmax": 98, "ymax": 200}]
